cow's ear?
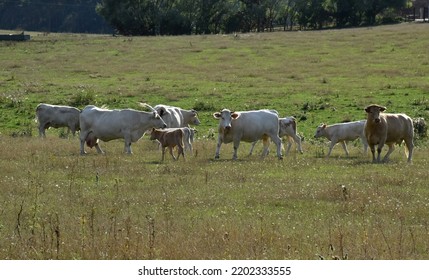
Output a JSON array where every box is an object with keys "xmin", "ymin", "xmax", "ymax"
[
  {"xmin": 365, "ymin": 106, "xmax": 371, "ymax": 113},
  {"xmin": 191, "ymin": 109, "xmax": 198, "ymax": 116},
  {"xmin": 322, "ymin": 123, "xmax": 327, "ymax": 128},
  {"xmin": 379, "ymin": 106, "xmax": 386, "ymax": 112},
  {"xmin": 213, "ymin": 112, "xmax": 221, "ymax": 119},
  {"xmin": 157, "ymin": 107, "xmax": 166, "ymax": 116},
  {"xmin": 231, "ymin": 112, "xmax": 240, "ymax": 119}
]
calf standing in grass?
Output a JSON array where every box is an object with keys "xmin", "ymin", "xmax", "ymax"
[
  {"xmin": 249, "ymin": 117, "xmax": 303, "ymax": 156},
  {"xmin": 314, "ymin": 120, "xmax": 368, "ymax": 157},
  {"xmin": 364, "ymin": 104, "xmax": 414, "ymax": 163},
  {"xmin": 150, "ymin": 128, "xmax": 185, "ymax": 161}
]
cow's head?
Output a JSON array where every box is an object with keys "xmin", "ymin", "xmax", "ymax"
[
  {"xmin": 365, "ymin": 104, "xmax": 386, "ymax": 124},
  {"xmin": 149, "ymin": 128, "xmax": 158, "ymax": 140},
  {"xmin": 314, "ymin": 123, "xmax": 327, "ymax": 138},
  {"xmin": 190, "ymin": 109, "xmax": 201, "ymax": 125},
  {"xmin": 213, "ymin": 109, "xmax": 240, "ymax": 132},
  {"xmin": 153, "ymin": 111, "xmax": 167, "ymax": 128}
]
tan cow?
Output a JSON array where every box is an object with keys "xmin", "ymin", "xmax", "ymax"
[
  {"xmin": 364, "ymin": 104, "xmax": 414, "ymax": 163},
  {"xmin": 150, "ymin": 128, "xmax": 185, "ymax": 161}
]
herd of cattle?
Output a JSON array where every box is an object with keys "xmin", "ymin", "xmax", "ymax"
[{"xmin": 35, "ymin": 102, "xmax": 416, "ymax": 163}]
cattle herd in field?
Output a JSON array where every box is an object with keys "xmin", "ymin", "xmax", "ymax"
[{"xmin": 35, "ymin": 102, "xmax": 417, "ymax": 163}]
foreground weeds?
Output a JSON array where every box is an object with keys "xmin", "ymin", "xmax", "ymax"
[{"xmin": 0, "ymin": 137, "xmax": 428, "ymax": 259}]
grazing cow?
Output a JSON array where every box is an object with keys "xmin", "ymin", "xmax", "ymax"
[
  {"xmin": 154, "ymin": 104, "xmax": 200, "ymax": 152},
  {"xmin": 150, "ymin": 128, "xmax": 185, "ymax": 161},
  {"xmin": 79, "ymin": 104, "xmax": 167, "ymax": 155},
  {"xmin": 213, "ymin": 109, "xmax": 283, "ymax": 160},
  {"xmin": 35, "ymin": 103, "xmax": 80, "ymax": 137},
  {"xmin": 314, "ymin": 120, "xmax": 368, "ymax": 157},
  {"xmin": 249, "ymin": 117, "xmax": 303, "ymax": 156},
  {"xmin": 364, "ymin": 104, "xmax": 414, "ymax": 163}
]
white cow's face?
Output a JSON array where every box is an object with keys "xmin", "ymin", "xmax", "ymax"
[
  {"xmin": 314, "ymin": 124, "xmax": 327, "ymax": 138},
  {"xmin": 365, "ymin": 105, "xmax": 386, "ymax": 124},
  {"xmin": 153, "ymin": 112, "xmax": 167, "ymax": 128},
  {"xmin": 190, "ymin": 110, "xmax": 201, "ymax": 125},
  {"xmin": 213, "ymin": 109, "xmax": 240, "ymax": 132}
]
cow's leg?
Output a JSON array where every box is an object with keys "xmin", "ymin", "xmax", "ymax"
[
  {"xmin": 79, "ymin": 132, "xmax": 89, "ymax": 155},
  {"xmin": 161, "ymin": 147, "xmax": 166, "ymax": 161},
  {"xmin": 232, "ymin": 139, "xmax": 240, "ymax": 160},
  {"xmin": 168, "ymin": 146, "xmax": 176, "ymax": 160},
  {"xmin": 285, "ymin": 137, "xmax": 293, "ymax": 155},
  {"xmin": 215, "ymin": 136, "xmax": 222, "ymax": 159},
  {"xmin": 249, "ymin": 141, "xmax": 258, "ymax": 156},
  {"xmin": 382, "ymin": 144, "xmax": 395, "ymax": 163},
  {"xmin": 261, "ymin": 137, "xmax": 270, "ymax": 158},
  {"xmin": 326, "ymin": 141, "xmax": 336, "ymax": 157},
  {"xmin": 95, "ymin": 143, "xmax": 104, "ymax": 154},
  {"xmin": 38, "ymin": 123, "xmax": 46, "ymax": 138},
  {"xmin": 293, "ymin": 135, "xmax": 304, "ymax": 154},
  {"xmin": 65, "ymin": 127, "xmax": 71, "ymax": 138},
  {"xmin": 340, "ymin": 141, "xmax": 350, "ymax": 157},
  {"xmin": 185, "ymin": 138, "xmax": 192, "ymax": 154},
  {"xmin": 80, "ymin": 139, "xmax": 86, "ymax": 155},
  {"xmin": 178, "ymin": 144, "xmax": 185, "ymax": 160},
  {"xmin": 376, "ymin": 143, "xmax": 384, "ymax": 163},
  {"xmin": 405, "ymin": 139, "xmax": 414, "ymax": 163},
  {"xmin": 270, "ymin": 134, "xmax": 283, "ymax": 160},
  {"xmin": 123, "ymin": 142, "xmax": 132, "ymax": 154},
  {"xmin": 369, "ymin": 144, "xmax": 376, "ymax": 162}
]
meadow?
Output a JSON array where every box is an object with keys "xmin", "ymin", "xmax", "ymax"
[{"xmin": 0, "ymin": 23, "xmax": 428, "ymax": 260}]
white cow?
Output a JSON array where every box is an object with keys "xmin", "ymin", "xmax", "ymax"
[
  {"xmin": 364, "ymin": 104, "xmax": 414, "ymax": 163},
  {"xmin": 314, "ymin": 120, "xmax": 368, "ymax": 157},
  {"xmin": 213, "ymin": 109, "xmax": 283, "ymax": 160},
  {"xmin": 154, "ymin": 104, "xmax": 200, "ymax": 152},
  {"xmin": 79, "ymin": 104, "xmax": 167, "ymax": 155},
  {"xmin": 154, "ymin": 104, "xmax": 200, "ymax": 127},
  {"xmin": 35, "ymin": 103, "xmax": 80, "ymax": 137},
  {"xmin": 249, "ymin": 117, "xmax": 303, "ymax": 156}
]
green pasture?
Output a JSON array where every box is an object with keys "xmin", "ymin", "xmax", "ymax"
[{"xmin": 0, "ymin": 23, "xmax": 428, "ymax": 259}]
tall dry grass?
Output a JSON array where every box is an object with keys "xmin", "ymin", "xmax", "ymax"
[{"xmin": 0, "ymin": 135, "xmax": 428, "ymax": 260}]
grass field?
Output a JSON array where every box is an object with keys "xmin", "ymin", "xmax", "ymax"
[{"xmin": 0, "ymin": 23, "xmax": 428, "ymax": 260}]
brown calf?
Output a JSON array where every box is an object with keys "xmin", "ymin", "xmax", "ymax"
[{"xmin": 150, "ymin": 128, "xmax": 185, "ymax": 161}]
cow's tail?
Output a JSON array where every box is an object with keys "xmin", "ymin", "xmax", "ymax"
[
  {"xmin": 290, "ymin": 117, "xmax": 297, "ymax": 134},
  {"xmin": 404, "ymin": 142, "xmax": 409, "ymax": 159},
  {"xmin": 34, "ymin": 103, "xmax": 42, "ymax": 123}
]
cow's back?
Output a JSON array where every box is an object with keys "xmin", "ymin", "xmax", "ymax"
[
  {"xmin": 155, "ymin": 105, "xmax": 182, "ymax": 127},
  {"xmin": 37, "ymin": 103, "xmax": 80, "ymax": 126},
  {"xmin": 385, "ymin": 113, "xmax": 414, "ymax": 143},
  {"xmin": 230, "ymin": 110, "xmax": 279, "ymax": 142}
]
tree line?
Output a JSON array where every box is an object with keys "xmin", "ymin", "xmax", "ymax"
[
  {"xmin": 0, "ymin": 0, "xmax": 409, "ymax": 35},
  {"xmin": 0, "ymin": 0, "xmax": 112, "ymax": 34}
]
